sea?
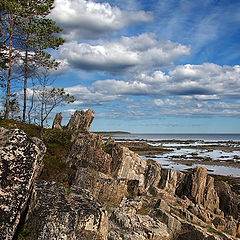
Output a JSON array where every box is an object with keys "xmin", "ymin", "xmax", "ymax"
[
  {"xmin": 113, "ymin": 133, "xmax": 240, "ymax": 177},
  {"xmin": 113, "ymin": 133, "xmax": 240, "ymax": 141}
]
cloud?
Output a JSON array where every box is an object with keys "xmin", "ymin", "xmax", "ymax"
[
  {"xmin": 153, "ymin": 98, "xmax": 240, "ymax": 117},
  {"xmin": 65, "ymin": 84, "xmax": 119, "ymax": 105},
  {"xmin": 92, "ymin": 63, "xmax": 240, "ymax": 99},
  {"xmin": 59, "ymin": 33, "xmax": 190, "ymax": 72},
  {"xmin": 50, "ymin": 0, "xmax": 153, "ymax": 40}
]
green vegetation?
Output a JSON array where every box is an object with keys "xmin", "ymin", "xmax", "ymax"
[
  {"xmin": 0, "ymin": 119, "xmax": 73, "ymax": 187},
  {"xmin": 0, "ymin": 0, "xmax": 65, "ymax": 121}
]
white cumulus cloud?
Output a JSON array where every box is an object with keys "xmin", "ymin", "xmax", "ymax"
[
  {"xmin": 92, "ymin": 63, "xmax": 240, "ymax": 99},
  {"xmin": 51, "ymin": 0, "xmax": 153, "ymax": 40},
  {"xmin": 59, "ymin": 33, "xmax": 191, "ymax": 72}
]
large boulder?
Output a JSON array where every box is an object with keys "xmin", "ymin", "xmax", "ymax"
[
  {"xmin": 52, "ymin": 112, "xmax": 63, "ymax": 130},
  {"xmin": 24, "ymin": 180, "xmax": 108, "ymax": 240},
  {"xmin": 67, "ymin": 109, "xmax": 95, "ymax": 133},
  {"xmin": 0, "ymin": 128, "xmax": 46, "ymax": 240}
]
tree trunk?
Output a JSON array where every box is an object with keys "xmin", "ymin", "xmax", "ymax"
[
  {"xmin": 23, "ymin": 34, "xmax": 29, "ymax": 122},
  {"xmin": 4, "ymin": 13, "xmax": 14, "ymax": 120}
]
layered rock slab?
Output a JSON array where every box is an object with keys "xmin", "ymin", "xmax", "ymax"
[{"xmin": 0, "ymin": 128, "xmax": 46, "ymax": 239}]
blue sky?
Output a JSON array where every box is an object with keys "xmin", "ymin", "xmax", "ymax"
[{"xmin": 47, "ymin": 0, "xmax": 240, "ymax": 133}]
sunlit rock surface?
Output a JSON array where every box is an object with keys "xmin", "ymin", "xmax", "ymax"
[{"xmin": 0, "ymin": 128, "xmax": 46, "ymax": 239}]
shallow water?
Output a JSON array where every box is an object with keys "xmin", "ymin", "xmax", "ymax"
[{"xmin": 115, "ymin": 133, "xmax": 240, "ymax": 177}]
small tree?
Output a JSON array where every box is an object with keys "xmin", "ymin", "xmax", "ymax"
[{"xmin": 39, "ymin": 87, "xmax": 75, "ymax": 128}]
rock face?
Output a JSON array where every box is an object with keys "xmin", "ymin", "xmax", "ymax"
[
  {"xmin": 109, "ymin": 197, "xmax": 170, "ymax": 240},
  {"xmin": 176, "ymin": 166, "xmax": 219, "ymax": 212},
  {"xmin": 215, "ymin": 180, "xmax": 240, "ymax": 220},
  {"xmin": 67, "ymin": 109, "xmax": 95, "ymax": 133},
  {"xmin": 67, "ymin": 133, "xmax": 112, "ymax": 175},
  {"xmin": 72, "ymin": 167, "xmax": 128, "ymax": 204},
  {"xmin": 111, "ymin": 145, "xmax": 147, "ymax": 188},
  {"xmin": 0, "ymin": 128, "xmax": 46, "ymax": 240},
  {"xmin": 25, "ymin": 180, "xmax": 108, "ymax": 240},
  {"xmin": 52, "ymin": 112, "xmax": 62, "ymax": 130}
]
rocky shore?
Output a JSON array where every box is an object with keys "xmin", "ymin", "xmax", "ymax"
[{"xmin": 0, "ymin": 109, "xmax": 239, "ymax": 239}]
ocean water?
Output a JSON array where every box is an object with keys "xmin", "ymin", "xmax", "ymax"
[
  {"xmin": 113, "ymin": 133, "xmax": 240, "ymax": 177},
  {"xmin": 114, "ymin": 133, "xmax": 240, "ymax": 141}
]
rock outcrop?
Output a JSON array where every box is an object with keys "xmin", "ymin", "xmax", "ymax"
[
  {"xmin": 176, "ymin": 166, "xmax": 219, "ymax": 212},
  {"xmin": 67, "ymin": 109, "xmax": 94, "ymax": 133},
  {"xmin": 1, "ymin": 109, "xmax": 239, "ymax": 240},
  {"xmin": 0, "ymin": 128, "xmax": 46, "ymax": 240},
  {"xmin": 52, "ymin": 112, "xmax": 63, "ymax": 130},
  {"xmin": 109, "ymin": 197, "xmax": 170, "ymax": 240}
]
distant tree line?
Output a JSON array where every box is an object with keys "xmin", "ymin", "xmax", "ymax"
[{"xmin": 0, "ymin": 0, "xmax": 75, "ymax": 126}]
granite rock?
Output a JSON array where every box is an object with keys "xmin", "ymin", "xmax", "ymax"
[
  {"xmin": 0, "ymin": 128, "xmax": 46, "ymax": 239},
  {"xmin": 25, "ymin": 180, "xmax": 108, "ymax": 240}
]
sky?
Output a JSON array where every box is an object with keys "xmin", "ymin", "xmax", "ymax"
[{"xmin": 46, "ymin": 0, "xmax": 240, "ymax": 133}]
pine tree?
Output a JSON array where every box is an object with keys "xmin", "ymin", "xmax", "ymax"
[
  {"xmin": 0, "ymin": 0, "xmax": 65, "ymax": 120},
  {"xmin": 0, "ymin": 0, "xmax": 23, "ymax": 119},
  {"xmin": 18, "ymin": 0, "xmax": 65, "ymax": 122}
]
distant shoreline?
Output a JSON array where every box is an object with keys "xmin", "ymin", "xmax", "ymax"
[{"xmin": 93, "ymin": 131, "xmax": 131, "ymax": 135}]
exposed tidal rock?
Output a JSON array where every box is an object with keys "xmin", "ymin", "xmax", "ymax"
[
  {"xmin": 52, "ymin": 112, "xmax": 63, "ymax": 130},
  {"xmin": 215, "ymin": 180, "xmax": 240, "ymax": 221},
  {"xmin": 25, "ymin": 180, "xmax": 108, "ymax": 240},
  {"xmin": 0, "ymin": 128, "xmax": 46, "ymax": 240},
  {"xmin": 67, "ymin": 109, "xmax": 94, "ymax": 134},
  {"xmin": 144, "ymin": 159, "xmax": 162, "ymax": 191},
  {"xmin": 176, "ymin": 166, "xmax": 219, "ymax": 213}
]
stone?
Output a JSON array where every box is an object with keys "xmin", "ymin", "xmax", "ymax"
[
  {"xmin": 67, "ymin": 109, "xmax": 94, "ymax": 133},
  {"xmin": 151, "ymin": 208, "xmax": 182, "ymax": 236},
  {"xmin": 212, "ymin": 217, "xmax": 225, "ymax": 230},
  {"xmin": 158, "ymin": 168, "xmax": 178, "ymax": 195},
  {"xmin": 155, "ymin": 199, "xmax": 171, "ymax": 212},
  {"xmin": 67, "ymin": 133, "xmax": 112, "ymax": 175},
  {"xmin": 52, "ymin": 112, "xmax": 63, "ymax": 130},
  {"xmin": 224, "ymin": 216, "xmax": 237, "ymax": 237},
  {"xmin": 176, "ymin": 167, "xmax": 219, "ymax": 213},
  {"xmin": 144, "ymin": 159, "xmax": 162, "ymax": 191},
  {"xmin": 214, "ymin": 180, "xmax": 240, "ymax": 220},
  {"xmin": 203, "ymin": 176, "xmax": 219, "ymax": 212},
  {"xmin": 109, "ymin": 197, "xmax": 170, "ymax": 240},
  {"xmin": 72, "ymin": 167, "xmax": 128, "ymax": 205},
  {"xmin": 0, "ymin": 128, "xmax": 46, "ymax": 240},
  {"xmin": 175, "ymin": 222, "xmax": 222, "ymax": 240},
  {"xmin": 177, "ymin": 167, "xmax": 208, "ymax": 205},
  {"xmin": 111, "ymin": 145, "xmax": 147, "ymax": 188},
  {"xmin": 25, "ymin": 180, "xmax": 108, "ymax": 240}
]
